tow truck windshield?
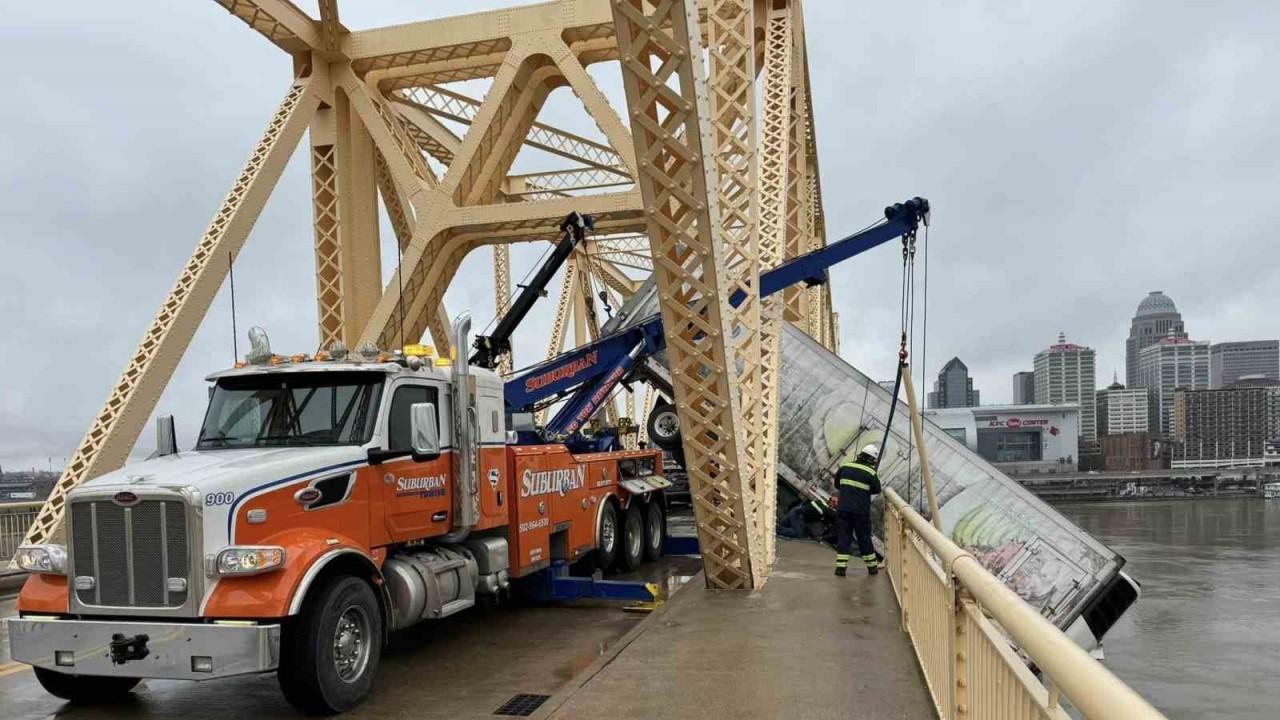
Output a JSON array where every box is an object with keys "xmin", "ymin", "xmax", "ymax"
[{"xmin": 197, "ymin": 371, "xmax": 383, "ymax": 449}]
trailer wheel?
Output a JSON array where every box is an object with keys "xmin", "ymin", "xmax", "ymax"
[
  {"xmin": 647, "ymin": 401, "xmax": 682, "ymax": 452},
  {"xmin": 278, "ymin": 575, "xmax": 383, "ymax": 714},
  {"xmin": 594, "ymin": 501, "xmax": 621, "ymax": 571},
  {"xmin": 643, "ymin": 500, "xmax": 666, "ymax": 562},
  {"xmin": 617, "ymin": 502, "xmax": 645, "ymax": 572},
  {"xmin": 33, "ymin": 668, "xmax": 139, "ymax": 703}
]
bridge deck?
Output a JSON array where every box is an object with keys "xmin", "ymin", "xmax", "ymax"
[{"xmin": 543, "ymin": 539, "xmax": 933, "ymax": 720}]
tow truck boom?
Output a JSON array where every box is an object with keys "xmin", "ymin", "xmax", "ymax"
[
  {"xmin": 505, "ymin": 197, "xmax": 930, "ymax": 438},
  {"xmin": 471, "ymin": 212, "xmax": 593, "ymax": 370}
]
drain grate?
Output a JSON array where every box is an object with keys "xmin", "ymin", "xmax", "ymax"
[{"xmin": 494, "ymin": 693, "xmax": 552, "ymax": 717}]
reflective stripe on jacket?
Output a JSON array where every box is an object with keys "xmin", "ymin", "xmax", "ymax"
[{"xmin": 835, "ymin": 461, "xmax": 881, "ymax": 514}]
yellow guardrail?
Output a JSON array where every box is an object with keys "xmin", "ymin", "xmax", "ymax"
[
  {"xmin": 883, "ymin": 487, "xmax": 1165, "ymax": 720},
  {"xmin": 1, "ymin": 501, "xmax": 43, "ymax": 562}
]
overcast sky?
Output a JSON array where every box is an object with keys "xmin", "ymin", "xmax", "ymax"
[{"xmin": 1, "ymin": 1, "xmax": 1277, "ymax": 472}]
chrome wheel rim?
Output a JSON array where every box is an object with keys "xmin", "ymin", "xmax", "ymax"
[
  {"xmin": 333, "ymin": 605, "xmax": 371, "ymax": 683},
  {"xmin": 602, "ymin": 512, "xmax": 616, "ymax": 553},
  {"xmin": 654, "ymin": 412, "xmax": 679, "ymax": 440}
]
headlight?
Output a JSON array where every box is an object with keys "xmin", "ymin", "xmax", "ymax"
[
  {"xmin": 14, "ymin": 545, "xmax": 67, "ymax": 575},
  {"xmin": 211, "ymin": 546, "xmax": 285, "ymax": 577}
]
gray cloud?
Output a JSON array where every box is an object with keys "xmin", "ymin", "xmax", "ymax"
[{"xmin": 1, "ymin": 1, "xmax": 1276, "ymax": 472}]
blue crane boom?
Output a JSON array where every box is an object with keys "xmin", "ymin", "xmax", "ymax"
[{"xmin": 503, "ymin": 197, "xmax": 930, "ymax": 441}]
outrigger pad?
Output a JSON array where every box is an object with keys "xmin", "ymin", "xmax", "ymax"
[{"xmin": 663, "ymin": 535, "xmax": 700, "ymax": 557}]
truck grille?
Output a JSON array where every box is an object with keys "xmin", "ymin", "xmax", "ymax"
[{"xmin": 70, "ymin": 499, "xmax": 190, "ymax": 609}]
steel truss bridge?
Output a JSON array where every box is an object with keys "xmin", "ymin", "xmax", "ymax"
[{"xmin": 21, "ymin": 0, "xmax": 838, "ymax": 590}]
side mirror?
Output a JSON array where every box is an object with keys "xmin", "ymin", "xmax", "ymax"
[{"xmin": 410, "ymin": 402, "xmax": 440, "ymax": 462}]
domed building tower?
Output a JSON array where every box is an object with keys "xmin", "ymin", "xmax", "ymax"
[{"xmin": 1125, "ymin": 291, "xmax": 1186, "ymax": 387}]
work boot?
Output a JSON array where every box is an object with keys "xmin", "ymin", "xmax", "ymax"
[
  {"xmin": 834, "ymin": 567, "xmax": 847, "ymax": 577},
  {"xmin": 867, "ymin": 566, "xmax": 879, "ymax": 576}
]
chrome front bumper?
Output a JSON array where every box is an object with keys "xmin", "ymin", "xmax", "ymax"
[{"xmin": 6, "ymin": 617, "xmax": 280, "ymax": 680}]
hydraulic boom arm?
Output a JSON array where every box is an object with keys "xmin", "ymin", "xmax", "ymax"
[
  {"xmin": 470, "ymin": 212, "xmax": 593, "ymax": 370},
  {"xmin": 505, "ymin": 197, "xmax": 930, "ymax": 438}
]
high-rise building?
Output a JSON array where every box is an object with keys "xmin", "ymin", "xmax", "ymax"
[
  {"xmin": 1096, "ymin": 378, "xmax": 1150, "ymax": 436},
  {"xmin": 1210, "ymin": 341, "xmax": 1279, "ymax": 388},
  {"xmin": 1171, "ymin": 379, "xmax": 1280, "ymax": 467},
  {"xmin": 1012, "ymin": 371, "xmax": 1036, "ymax": 404},
  {"xmin": 927, "ymin": 357, "xmax": 980, "ymax": 409},
  {"xmin": 1034, "ymin": 333, "xmax": 1097, "ymax": 442},
  {"xmin": 1137, "ymin": 335, "xmax": 1210, "ymax": 436},
  {"xmin": 1125, "ymin": 291, "xmax": 1186, "ymax": 387}
]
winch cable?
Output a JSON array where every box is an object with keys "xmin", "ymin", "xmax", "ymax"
[{"xmin": 878, "ymin": 225, "xmax": 919, "ymax": 505}]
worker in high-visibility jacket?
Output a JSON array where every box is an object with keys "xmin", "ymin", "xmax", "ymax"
[
  {"xmin": 777, "ymin": 497, "xmax": 832, "ymax": 539},
  {"xmin": 834, "ymin": 444, "xmax": 883, "ymax": 576}
]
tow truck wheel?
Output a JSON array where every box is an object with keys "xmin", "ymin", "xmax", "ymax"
[
  {"xmin": 643, "ymin": 500, "xmax": 666, "ymax": 562},
  {"xmin": 33, "ymin": 668, "xmax": 139, "ymax": 703},
  {"xmin": 646, "ymin": 401, "xmax": 682, "ymax": 452},
  {"xmin": 617, "ymin": 502, "xmax": 645, "ymax": 572},
  {"xmin": 278, "ymin": 575, "xmax": 383, "ymax": 714},
  {"xmin": 594, "ymin": 501, "xmax": 620, "ymax": 571}
]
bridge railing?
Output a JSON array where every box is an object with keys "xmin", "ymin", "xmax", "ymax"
[
  {"xmin": 883, "ymin": 487, "xmax": 1165, "ymax": 720},
  {"xmin": 1, "ymin": 501, "xmax": 42, "ymax": 562}
]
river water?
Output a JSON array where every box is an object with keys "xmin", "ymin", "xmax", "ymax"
[{"xmin": 1054, "ymin": 498, "xmax": 1280, "ymax": 720}]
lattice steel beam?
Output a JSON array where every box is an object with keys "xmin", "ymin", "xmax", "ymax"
[
  {"xmin": 213, "ymin": 0, "xmax": 320, "ymax": 53},
  {"xmin": 391, "ymin": 101, "xmax": 460, "ymax": 165},
  {"xmin": 397, "ymin": 86, "xmax": 629, "ymax": 175},
  {"xmin": 505, "ymin": 168, "xmax": 633, "ymax": 196},
  {"xmin": 345, "ymin": 0, "xmax": 614, "ymax": 73},
  {"xmin": 589, "ymin": 244, "xmax": 652, "ymax": 272},
  {"xmin": 311, "ymin": 109, "xmax": 342, "ymax": 350},
  {"xmin": 756, "ymin": 3, "xmax": 794, "ymax": 568},
  {"xmin": 638, "ymin": 384, "xmax": 654, "ymax": 446},
  {"xmin": 589, "ymin": 233, "xmax": 653, "ymax": 278},
  {"xmin": 493, "ymin": 244, "xmax": 513, "ymax": 374},
  {"xmin": 21, "ymin": 77, "xmax": 320, "ymax": 546},
  {"xmin": 781, "ymin": 1, "xmax": 811, "ymax": 331},
  {"xmin": 612, "ymin": 0, "xmax": 760, "ymax": 589},
  {"xmin": 796, "ymin": 10, "xmax": 834, "ymax": 346},
  {"xmin": 708, "ymin": 0, "xmax": 767, "ymax": 570}
]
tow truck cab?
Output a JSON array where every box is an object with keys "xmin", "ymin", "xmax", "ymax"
[{"xmin": 9, "ymin": 327, "xmax": 668, "ymax": 713}]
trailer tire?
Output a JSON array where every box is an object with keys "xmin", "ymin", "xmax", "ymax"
[
  {"xmin": 278, "ymin": 575, "xmax": 383, "ymax": 715},
  {"xmin": 643, "ymin": 500, "xmax": 666, "ymax": 562},
  {"xmin": 647, "ymin": 402, "xmax": 682, "ymax": 452},
  {"xmin": 33, "ymin": 668, "xmax": 139, "ymax": 703},
  {"xmin": 617, "ymin": 502, "xmax": 645, "ymax": 572},
  {"xmin": 594, "ymin": 501, "xmax": 621, "ymax": 571}
]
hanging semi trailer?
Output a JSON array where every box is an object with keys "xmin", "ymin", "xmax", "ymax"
[
  {"xmin": 7, "ymin": 198, "xmax": 933, "ymax": 713},
  {"xmin": 607, "ymin": 261, "xmax": 1141, "ymax": 655}
]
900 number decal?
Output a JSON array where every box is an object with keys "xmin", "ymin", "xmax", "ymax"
[{"xmin": 205, "ymin": 492, "xmax": 235, "ymax": 506}]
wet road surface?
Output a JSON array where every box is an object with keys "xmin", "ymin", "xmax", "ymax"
[{"xmin": 0, "ymin": 555, "xmax": 702, "ymax": 720}]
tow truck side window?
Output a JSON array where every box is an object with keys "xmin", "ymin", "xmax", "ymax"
[{"xmin": 387, "ymin": 385, "xmax": 441, "ymax": 452}]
